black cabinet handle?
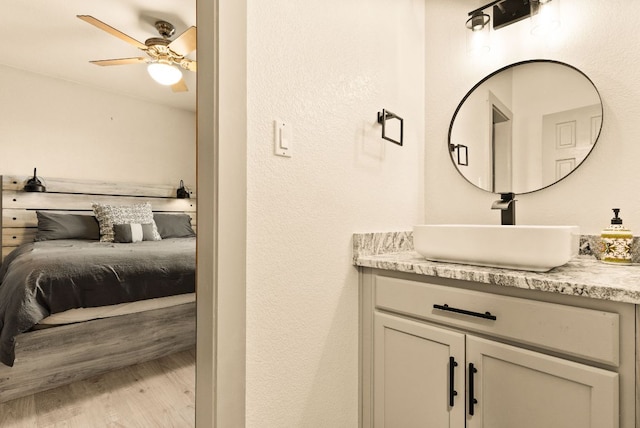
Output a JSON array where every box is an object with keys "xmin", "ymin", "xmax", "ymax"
[
  {"xmin": 469, "ymin": 363, "xmax": 478, "ymax": 416},
  {"xmin": 433, "ymin": 304, "xmax": 497, "ymax": 321},
  {"xmin": 449, "ymin": 356, "xmax": 458, "ymax": 407}
]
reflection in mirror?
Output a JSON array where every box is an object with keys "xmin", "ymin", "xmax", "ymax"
[{"xmin": 449, "ymin": 60, "xmax": 603, "ymax": 194}]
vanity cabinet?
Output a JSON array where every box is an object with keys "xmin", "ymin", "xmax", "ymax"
[
  {"xmin": 360, "ymin": 270, "xmax": 636, "ymax": 428},
  {"xmin": 375, "ymin": 313, "xmax": 618, "ymax": 428}
]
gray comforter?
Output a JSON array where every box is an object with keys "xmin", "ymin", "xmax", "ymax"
[{"xmin": 0, "ymin": 238, "xmax": 195, "ymax": 366}]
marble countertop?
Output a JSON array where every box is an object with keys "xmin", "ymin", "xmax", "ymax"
[{"xmin": 353, "ymin": 232, "xmax": 640, "ymax": 305}]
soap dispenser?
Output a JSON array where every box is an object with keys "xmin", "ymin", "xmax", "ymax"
[{"xmin": 601, "ymin": 208, "xmax": 633, "ymax": 265}]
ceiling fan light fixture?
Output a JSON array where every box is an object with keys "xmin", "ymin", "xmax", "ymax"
[{"xmin": 147, "ymin": 62, "xmax": 183, "ymax": 86}]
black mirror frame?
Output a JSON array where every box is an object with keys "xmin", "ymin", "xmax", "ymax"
[{"xmin": 448, "ymin": 59, "xmax": 603, "ymax": 195}]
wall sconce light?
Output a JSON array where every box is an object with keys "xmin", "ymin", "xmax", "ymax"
[
  {"xmin": 176, "ymin": 180, "xmax": 191, "ymax": 199},
  {"xmin": 466, "ymin": 11, "xmax": 491, "ymax": 54},
  {"xmin": 467, "ymin": 0, "xmax": 558, "ymax": 32},
  {"xmin": 465, "ymin": 0, "xmax": 561, "ymax": 52},
  {"xmin": 466, "ymin": 11, "xmax": 490, "ymax": 32},
  {"xmin": 24, "ymin": 168, "xmax": 46, "ymax": 192}
]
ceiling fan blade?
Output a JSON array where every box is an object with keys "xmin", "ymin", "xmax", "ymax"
[
  {"xmin": 181, "ymin": 59, "xmax": 197, "ymax": 72},
  {"xmin": 168, "ymin": 26, "xmax": 197, "ymax": 56},
  {"xmin": 171, "ymin": 79, "xmax": 189, "ymax": 93},
  {"xmin": 77, "ymin": 15, "xmax": 147, "ymax": 50},
  {"xmin": 90, "ymin": 57, "xmax": 148, "ymax": 66}
]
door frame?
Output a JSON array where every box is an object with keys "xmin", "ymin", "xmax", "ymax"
[
  {"xmin": 196, "ymin": 0, "xmax": 247, "ymax": 426},
  {"xmin": 487, "ymin": 91, "xmax": 513, "ymax": 192}
]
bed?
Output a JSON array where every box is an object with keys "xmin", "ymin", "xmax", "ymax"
[{"xmin": 0, "ymin": 174, "xmax": 196, "ymax": 403}]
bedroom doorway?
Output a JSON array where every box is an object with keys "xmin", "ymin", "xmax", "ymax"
[
  {"xmin": 0, "ymin": 0, "xmax": 246, "ymax": 426},
  {"xmin": 0, "ymin": 0, "xmax": 202, "ymax": 424}
]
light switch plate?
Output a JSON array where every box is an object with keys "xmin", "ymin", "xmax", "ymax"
[{"xmin": 274, "ymin": 119, "xmax": 292, "ymax": 157}]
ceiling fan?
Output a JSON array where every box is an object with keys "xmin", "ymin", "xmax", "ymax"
[{"xmin": 77, "ymin": 15, "xmax": 196, "ymax": 92}]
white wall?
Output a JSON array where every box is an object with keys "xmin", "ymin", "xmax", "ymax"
[
  {"xmin": 0, "ymin": 64, "xmax": 196, "ymax": 186},
  {"xmin": 246, "ymin": 0, "xmax": 425, "ymax": 426},
  {"xmin": 426, "ymin": 0, "xmax": 640, "ymax": 234}
]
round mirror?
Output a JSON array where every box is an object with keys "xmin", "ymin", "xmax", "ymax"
[{"xmin": 448, "ymin": 60, "xmax": 603, "ymax": 194}]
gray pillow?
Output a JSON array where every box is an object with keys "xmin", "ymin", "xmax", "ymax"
[
  {"xmin": 35, "ymin": 212, "xmax": 100, "ymax": 241},
  {"xmin": 113, "ymin": 223, "xmax": 156, "ymax": 243},
  {"xmin": 153, "ymin": 213, "xmax": 196, "ymax": 238}
]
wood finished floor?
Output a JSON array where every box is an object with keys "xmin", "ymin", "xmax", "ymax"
[{"xmin": 0, "ymin": 348, "xmax": 195, "ymax": 428}]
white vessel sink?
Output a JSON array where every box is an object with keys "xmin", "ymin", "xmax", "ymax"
[{"xmin": 413, "ymin": 224, "xmax": 580, "ymax": 272}]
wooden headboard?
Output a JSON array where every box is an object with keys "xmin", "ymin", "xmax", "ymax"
[{"xmin": 1, "ymin": 175, "xmax": 196, "ymax": 261}]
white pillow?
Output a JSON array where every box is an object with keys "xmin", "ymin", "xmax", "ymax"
[{"xmin": 92, "ymin": 202, "xmax": 161, "ymax": 242}]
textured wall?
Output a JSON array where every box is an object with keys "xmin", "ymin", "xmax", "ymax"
[
  {"xmin": 246, "ymin": 0, "xmax": 425, "ymax": 426},
  {"xmin": 425, "ymin": 0, "xmax": 640, "ymax": 234},
  {"xmin": 0, "ymin": 65, "xmax": 196, "ymax": 186}
]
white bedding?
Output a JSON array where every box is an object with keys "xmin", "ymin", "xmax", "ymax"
[{"xmin": 37, "ymin": 292, "xmax": 196, "ymax": 325}]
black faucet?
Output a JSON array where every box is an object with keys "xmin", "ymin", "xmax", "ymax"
[{"xmin": 491, "ymin": 192, "xmax": 516, "ymax": 225}]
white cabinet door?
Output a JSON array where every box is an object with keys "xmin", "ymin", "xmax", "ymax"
[
  {"xmin": 374, "ymin": 313, "xmax": 465, "ymax": 428},
  {"xmin": 466, "ymin": 336, "xmax": 619, "ymax": 428}
]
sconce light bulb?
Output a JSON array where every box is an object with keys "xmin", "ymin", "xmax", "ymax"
[
  {"xmin": 531, "ymin": 0, "xmax": 560, "ymax": 36},
  {"xmin": 466, "ymin": 12, "xmax": 491, "ymax": 55}
]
